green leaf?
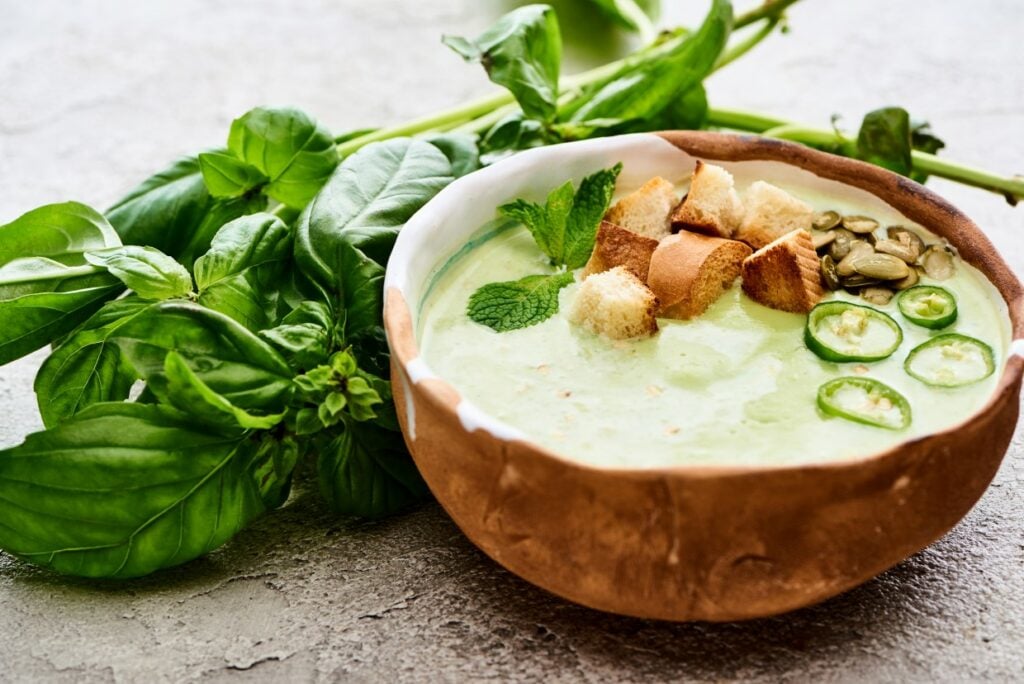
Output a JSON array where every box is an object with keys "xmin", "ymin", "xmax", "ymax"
[
  {"xmin": 0, "ymin": 403, "xmax": 276, "ymax": 578},
  {"xmin": 163, "ymin": 352, "xmax": 286, "ymax": 431},
  {"xmin": 227, "ymin": 107, "xmax": 339, "ymax": 209},
  {"xmin": 317, "ymin": 418, "xmax": 429, "ymax": 519},
  {"xmin": 498, "ymin": 163, "xmax": 622, "ymax": 267},
  {"xmin": 34, "ymin": 298, "xmax": 154, "ymax": 427},
  {"xmin": 909, "ymin": 119, "xmax": 946, "ymax": 184},
  {"xmin": 425, "ymin": 132, "xmax": 481, "ymax": 178},
  {"xmin": 586, "ymin": 0, "xmax": 659, "ymax": 32},
  {"xmin": 260, "ymin": 301, "xmax": 333, "ymax": 370},
  {"xmin": 479, "ymin": 112, "xmax": 548, "ymax": 164},
  {"xmin": 467, "ymin": 272, "xmax": 574, "ymax": 332},
  {"xmin": 198, "ymin": 151, "xmax": 267, "ymax": 199},
  {"xmin": 444, "ymin": 5, "xmax": 562, "ymax": 123},
  {"xmin": 0, "ymin": 202, "xmax": 122, "ymax": 365},
  {"xmin": 110, "ymin": 301, "xmax": 293, "ymax": 414},
  {"xmin": 85, "ymin": 246, "xmax": 193, "ymax": 301},
  {"xmin": 194, "ymin": 213, "xmax": 292, "ymax": 330},
  {"xmin": 857, "ymin": 107, "xmax": 913, "ymax": 176},
  {"xmin": 567, "ymin": 0, "xmax": 730, "ymax": 122},
  {"xmin": 248, "ymin": 432, "xmax": 301, "ymax": 509}
]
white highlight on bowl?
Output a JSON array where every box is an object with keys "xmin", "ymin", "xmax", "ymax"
[{"xmin": 1011, "ymin": 339, "xmax": 1024, "ymax": 358}]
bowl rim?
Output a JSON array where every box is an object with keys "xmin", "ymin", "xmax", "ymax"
[{"xmin": 384, "ymin": 130, "xmax": 1024, "ymax": 478}]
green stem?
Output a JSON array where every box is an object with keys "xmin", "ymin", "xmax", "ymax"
[
  {"xmin": 714, "ymin": 17, "xmax": 778, "ymax": 70},
  {"xmin": 733, "ymin": 0, "xmax": 802, "ymax": 29},
  {"xmin": 708, "ymin": 107, "xmax": 1024, "ymax": 203},
  {"xmin": 615, "ymin": 0, "xmax": 658, "ymax": 45}
]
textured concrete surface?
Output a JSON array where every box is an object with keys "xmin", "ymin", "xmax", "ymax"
[{"xmin": 1, "ymin": 0, "xmax": 1023, "ymax": 681}]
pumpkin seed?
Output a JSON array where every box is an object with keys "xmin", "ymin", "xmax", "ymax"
[
  {"xmin": 820, "ymin": 254, "xmax": 841, "ymax": 290},
  {"xmin": 887, "ymin": 226, "xmax": 925, "ymax": 259},
  {"xmin": 921, "ymin": 245, "xmax": 956, "ymax": 280},
  {"xmin": 812, "ymin": 230, "xmax": 836, "ymax": 250},
  {"xmin": 842, "ymin": 215, "xmax": 880, "ymax": 234},
  {"xmin": 841, "ymin": 274, "xmax": 883, "ymax": 289},
  {"xmin": 861, "ymin": 286, "xmax": 895, "ymax": 306},
  {"xmin": 812, "ymin": 210, "xmax": 842, "ymax": 231},
  {"xmin": 836, "ymin": 241, "xmax": 875, "ymax": 276},
  {"xmin": 828, "ymin": 228, "xmax": 857, "ymax": 261},
  {"xmin": 853, "ymin": 253, "xmax": 911, "ymax": 280},
  {"xmin": 874, "ymin": 238, "xmax": 919, "ymax": 264},
  {"xmin": 893, "ymin": 267, "xmax": 921, "ymax": 290}
]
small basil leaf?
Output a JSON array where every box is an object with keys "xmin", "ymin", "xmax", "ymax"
[
  {"xmin": 198, "ymin": 151, "xmax": 267, "ymax": 199},
  {"xmin": 178, "ymin": 193, "xmax": 270, "ymax": 269},
  {"xmin": 249, "ymin": 432, "xmax": 301, "ymax": 509},
  {"xmin": 443, "ymin": 5, "xmax": 562, "ymax": 123},
  {"xmin": 194, "ymin": 213, "xmax": 292, "ymax": 330},
  {"xmin": 467, "ymin": 271, "xmax": 574, "ymax": 332},
  {"xmin": 227, "ymin": 107, "xmax": 339, "ymax": 209},
  {"xmin": 163, "ymin": 351, "xmax": 286, "ymax": 431},
  {"xmin": 479, "ymin": 111, "xmax": 548, "ymax": 164},
  {"xmin": 857, "ymin": 106, "xmax": 913, "ymax": 176},
  {"xmin": 260, "ymin": 301, "xmax": 334, "ymax": 370},
  {"xmin": 567, "ymin": 0, "xmax": 730, "ymax": 123},
  {"xmin": 111, "ymin": 301, "xmax": 293, "ymax": 413},
  {"xmin": 0, "ymin": 403, "xmax": 271, "ymax": 578},
  {"xmin": 425, "ymin": 132, "xmax": 481, "ymax": 178},
  {"xmin": 317, "ymin": 418, "xmax": 429, "ymax": 519},
  {"xmin": 34, "ymin": 298, "xmax": 155, "ymax": 427},
  {"xmin": 0, "ymin": 202, "xmax": 123, "ymax": 364},
  {"xmin": 85, "ymin": 246, "xmax": 193, "ymax": 301}
]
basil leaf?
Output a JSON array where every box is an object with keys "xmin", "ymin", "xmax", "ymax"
[
  {"xmin": 425, "ymin": 132, "xmax": 481, "ymax": 178},
  {"xmin": 467, "ymin": 271, "xmax": 574, "ymax": 332},
  {"xmin": 85, "ymin": 246, "xmax": 193, "ymax": 301},
  {"xmin": 317, "ymin": 418, "xmax": 429, "ymax": 519},
  {"xmin": 260, "ymin": 301, "xmax": 334, "ymax": 371},
  {"xmin": 479, "ymin": 111, "xmax": 548, "ymax": 164},
  {"xmin": 34, "ymin": 298, "xmax": 154, "ymax": 427},
  {"xmin": 567, "ymin": 0, "xmax": 730, "ymax": 122},
  {"xmin": 197, "ymin": 151, "xmax": 267, "ymax": 199},
  {"xmin": 0, "ymin": 403, "xmax": 277, "ymax": 578},
  {"xmin": 227, "ymin": 107, "xmax": 339, "ymax": 209},
  {"xmin": 498, "ymin": 163, "xmax": 621, "ymax": 268},
  {"xmin": 249, "ymin": 432, "xmax": 301, "ymax": 510},
  {"xmin": 162, "ymin": 351, "xmax": 286, "ymax": 431},
  {"xmin": 111, "ymin": 301, "xmax": 293, "ymax": 414},
  {"xmin": 444, "ymin": 5, "xmax": 562, "ymax": 123},
  {"xmin": 857, "ymin": 107, "xmax": 913, "ymax": 176},
  {"xmin": 194, "ymin": 213, "xmax": 292, "ymax": 331},
  {"xmin": 178, "ymin": 193, "xmax": 269, "ymax": 269},
  {"xmin": 0, "ymin": 202, "xmax": 123, "ymax": 364}
]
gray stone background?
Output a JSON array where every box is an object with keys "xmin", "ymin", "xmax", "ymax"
[{"xmin": 1, "ymin": 0, "xmax": 1022, "ymax": 681}]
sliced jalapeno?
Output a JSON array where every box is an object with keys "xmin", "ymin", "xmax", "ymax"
[
  {"xmin": 817, "ymin": 377, "xmax": 912, "ymax": 430},
  {"xmin": 897, "ymin": 286, "xmax": 957, "ymax": 329},
  {"xmin": 805, "ymin": 301, "xmax": 903, "ymax": 362},
  {"xmin": 904, "ymin": 333, "xmax": 995, "ymax": 387}
]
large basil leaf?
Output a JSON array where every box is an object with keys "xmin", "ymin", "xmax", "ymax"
[
  {"xmin": 425, "ymin": 132, "xmax": 481, "ymax": 178},
  {"xmin": 0, "ymin": 403, "xmax": 280, "ymax": 578},
  {"xmin": 85, "ymin": 246, "xmax": 193, "ymax": 301},
  {"xmin": 260, "ymin": 300, "xmax": 334, "ymax": 371},
  {"xmin": 567, "ymin": 0, "xmax": 730, "ymax": 123},
  {"xmin": 110, "ymin": 301, "xmax": 293, "ymax": 414},
  {"xmin": 317, "ymin": 418, "xmax": 429, "ymax": 519},
  {"xmin": 0, "ymin": 202, "xmax": 123, "ymax": 365},
  {"xmin": 34, "ymin": 298, "xmax": 155, "ymax": 427},
  {"xmin": 294, "ymin": 138, "xmax": 454, "ymax": 353},
  {"xmin": 857, "ymin": 107, "xmax": 913, "ymax": 176},
  {"xmin": 194, "ymin": 213, "xmax": 292, "ymax": 331},
  {"xmin": 444, "ymin": 5, "xmax": 562, "ymax": 123},
  {"xmin": 227, "ymin": 107, "xmax": 339, "ymax": 209}
]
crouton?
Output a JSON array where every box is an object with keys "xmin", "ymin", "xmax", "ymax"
[
  {"xmin": 581, "ymin": 221, "xmax": 660, "ymax": 281},
  {"xmin": 603, "ymin": 177, "xmax": 677, "ymax": 240},
  {"xmin": 670, "ymin": 161, "xmax": 745, "ymax": 238},
  {"xmin": 741, "ymin": 229, "xmax": 824, "ymax": 314},
  {"xmin": 569, "ymin": 266, "xmax": 659, "ymax": 340},
  {"xmin": 646, "ymin": 232, "xmax": 753, "ymax": 320},
  {"xmin": 736, "ymin": 181, "xmax": 814, "ymax": 249}
]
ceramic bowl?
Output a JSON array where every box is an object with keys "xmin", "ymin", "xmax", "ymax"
[{"xmin": 382, "ymin": 132, "xmax": 1024, "ymax": 621}]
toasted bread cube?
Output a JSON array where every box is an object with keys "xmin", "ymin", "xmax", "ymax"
[
  {"xmin": 569, "ymin": 266, "xmax": 659, "ymax": 340},
  {"xmin": 670, "ymin": 161, "xmax": 745, "ymax": 239},
  {"xmin": 603, "ymin": 177, "xmax": 677, "ymax": 240},
  {"xmin": 736, "ymin": 181, "xmax": 813, "ymax": 249},
  {"xmin": 646, "ymin": 232, "xmax": 753, "ymax": 320},
  {"xmin": 582, "ymin": 221, "xmax": 660, "ymax": 281},
  {"xmin": 741, "ymin": 229, "xmax": 825, "ymax": 313}
]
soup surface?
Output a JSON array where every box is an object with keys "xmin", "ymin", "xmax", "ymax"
[{"xmin": 417, "ymin": 182, "xmax": 1011, "ymax": 468}]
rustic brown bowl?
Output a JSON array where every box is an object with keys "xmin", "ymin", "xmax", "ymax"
[{"xmin": 383, "ymin": 132, "xmax": 1024, "ymax": 621}]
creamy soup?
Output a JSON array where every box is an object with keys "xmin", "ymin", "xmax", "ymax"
[{"xmin": 416, "ymin": 184, "xmax": 1012, "ymax": 468}]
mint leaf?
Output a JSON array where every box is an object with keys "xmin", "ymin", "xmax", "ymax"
[
  {"xmin": 498, "ymin": 163, "xmax": 621, "ymax": 267},
  {"xmin": 467, "ymin": 272, "xmax": 574, "ymax": 332}
]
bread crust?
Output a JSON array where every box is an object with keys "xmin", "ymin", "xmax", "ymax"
[
  {"xmin": 670, "ymin": 160, "xmax": 743, "ymax": 239},
  {"xmin": 603, "ymin": 177, "xmax": 676, "ymax": 240},
  {"xmin": 736, "ymin": 180, "xmax": 814, "ymax": 249},
  {"xmin": 741, "ymin": 229, "xmax": 825, "ymax": 313},
  {"xmin": 581, "ymin": 221, "xmax": 660, "ymax": 280},
  {"xmin": 646, "ymin": 232, "xmax": 752, "ymax": 320}
]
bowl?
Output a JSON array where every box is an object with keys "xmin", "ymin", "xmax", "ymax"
[{"xmin": 382, "ymin": 131, "xmax": 1024, "ymax": 621}]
